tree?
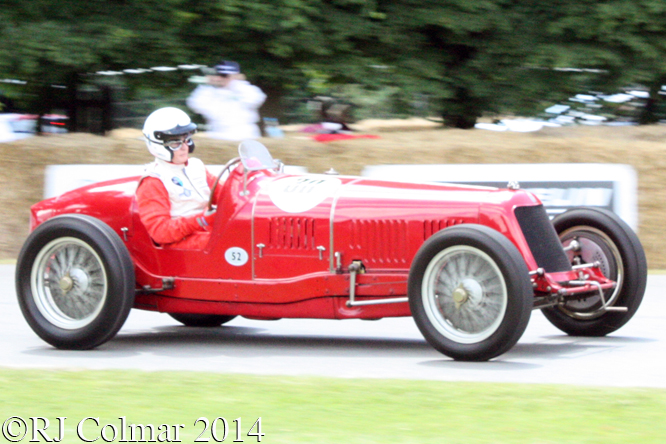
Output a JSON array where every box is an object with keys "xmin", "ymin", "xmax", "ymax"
[
  {"xmin": 0, "ymin": 0, "xmax": 195, "ymax": 130},
  {"xmin": 176, "ymin": 0, "xmax": 383, "ymax": 120},
  {"xmin": 2, "ymin": 0, "xmax": 666, "ymax": 129},
  {"xmin": 533, "ymin": 0, "xmax": 666, "ymax": 123},
  {"xmin": 0, "ymin": 0, "xmax": 383, "ymax": 127},
  {"xmin": 342, "ymin": 0, "xmax": 666, "ymax": 127}
]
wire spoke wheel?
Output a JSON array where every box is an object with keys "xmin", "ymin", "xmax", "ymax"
[
  {"xmin": 31, "ymin": 237, "xmax": 108, "ymax": 330},
  {"xmin": 409, "ymin": 225, "xmax": 532, "ymax": 361},
  {"xmin": 543, "ymin": 208, "xmax": 647, "ymax": 337},
  {"xmin": 559, "ymin": 226, "xmax": 623, "ymax": 319},
  {"xmin": 16, "ymin": 215, "xmax": 135, "ymax": 349},
  {"xmin": 423, "ymin": 246, "xmax": 508, "ymax": 344}
]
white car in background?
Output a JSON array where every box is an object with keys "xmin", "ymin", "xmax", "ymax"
[
  {"xmin": 0, "ymin": 113, "xmax": 36, "ymax": 142},
  {"xmin": 0, "ymin": 113, "xmax": 68, "ymax": 142}
]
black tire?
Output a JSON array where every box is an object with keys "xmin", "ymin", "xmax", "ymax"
[
  {"xmin": 168, "ymin": 313, "xmax": 236, "ymax": 327},
  {"xmin": 542, "ymin": 207, "xmax": 647, "ymax": 336},
  {"xmin": 15, "ymin": 215, "xmax": 135, "ymax": 350},
  {"xmin": 408, "ymin": 224, "xmax": 533, "ymax": 361}
]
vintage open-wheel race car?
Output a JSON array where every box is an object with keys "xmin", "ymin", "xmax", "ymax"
[{"xmin": 15, "ymin": 141, "xmax": 647, "ymax": 361}]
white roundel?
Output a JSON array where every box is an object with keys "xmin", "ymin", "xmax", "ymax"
[
  {"xmin": 225, "ymin": 247, "xmax": 249, "ymax": 266},
  {"xmin": 268, "ymin": 176, "xmax": 341, "ymax": 213}
]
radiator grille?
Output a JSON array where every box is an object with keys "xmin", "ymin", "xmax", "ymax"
[
  {"xmin": 514, "ymin": 205, "xmax": 571, "ymax": 272},
  {"xmin": 268, "ymin": 217, "xmax": 316, "ymax": 250}
]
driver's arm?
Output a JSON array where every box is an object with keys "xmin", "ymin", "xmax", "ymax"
[{"xmin": 136, "ymin": 178, "xmax": 211, "ymax": 245}]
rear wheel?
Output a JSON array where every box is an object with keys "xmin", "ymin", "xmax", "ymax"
[
  {"xmin": 168, "ymin": 313, "xmax": 236, "ymax": 327},
  {"xmin": 542, "ymin": 208, "xmax": 647, "ymax": 336},
  {"xmin": 409, "ymin": 225, "xmax": 532, "ymax": 361},
  {"xmin": 16, "ymin": 215, "xmax": 135, "ymax": 349}
]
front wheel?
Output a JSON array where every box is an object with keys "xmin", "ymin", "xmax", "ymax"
[
  {"xmin": 542, "ymin": 208, "xmax": 647, "ymax": 336},
  {"xmin": 15, "ymin": 215, "xmax": 135, "ymax": 349},
  {"xmin": 408, "ymin": 225, "xmax": 533, "ymax": 361}
]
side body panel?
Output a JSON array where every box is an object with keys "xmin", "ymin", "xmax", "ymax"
[{"xmin": 28, "ymin": 170, "xmax": 544, "ymax": 319}]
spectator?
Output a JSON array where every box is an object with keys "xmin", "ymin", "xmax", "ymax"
[{"xmin": 187, "ymin": 60, "xmax": 266, "ymax": 140}]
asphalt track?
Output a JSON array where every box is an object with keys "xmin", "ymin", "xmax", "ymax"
[{"xmin": 2, "ymin": 263, "xmax": 665, "ymax": 387}]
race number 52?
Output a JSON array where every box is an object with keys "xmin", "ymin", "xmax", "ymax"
[{"xmin": 225, "ymin": 247, "xmax": 249, "ymax": 267}]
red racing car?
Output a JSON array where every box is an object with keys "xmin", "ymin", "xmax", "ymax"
[{"xmin": 15, "ymin": 141, "xmax": 647, "ymax": 361}]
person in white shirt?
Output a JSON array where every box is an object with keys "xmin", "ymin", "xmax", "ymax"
[{"xmin": 187, "ymin": 60, "xmax": 266, "ymax": 141}]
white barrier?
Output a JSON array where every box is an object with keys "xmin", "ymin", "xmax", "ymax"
[
  {"xmin": 362, "ymin": 163, "xmax": 638, "ymax": 231},
  {"xmin": 44, "ymin": 165, "xmax": 146, "ymax": 198}
]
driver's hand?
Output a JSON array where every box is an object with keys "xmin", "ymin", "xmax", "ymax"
[
  {"xmin": 204, "ymin": 205, "xmax": 217, "ymax": 217},
  {"xmin": 197, "ymin": 205, "xmax": 217, "ymax": 231}
]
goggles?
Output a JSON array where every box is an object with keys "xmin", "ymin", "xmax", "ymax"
[{"xmin": 161, "ymin": 135, "xmax": 194, "ymax": 151}]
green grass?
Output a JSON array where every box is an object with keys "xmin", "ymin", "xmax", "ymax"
[{"xmin": 0, "ymin": 369, "xmax": 664, "ymax": 443}]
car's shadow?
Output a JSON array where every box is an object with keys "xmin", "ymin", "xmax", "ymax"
[
  {"xmin": 22, "ymin": 324, "xmax": 437, "ymax": 360},
  {"xmin": 120, "ymin": 324, "xmax": 436, "ymax": 357},
  {"xmin": 21, "ymin": 322, "xmax": 657, "ymax": 366}
]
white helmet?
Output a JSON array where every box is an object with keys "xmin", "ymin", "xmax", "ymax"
[{"xmin": 142, "ymin": 107, "xmax": 197, "ymax": 162}]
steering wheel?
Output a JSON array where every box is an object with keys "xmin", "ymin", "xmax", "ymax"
[{"xmin": 207, "ymin": 156, "xmax": 241, "ymax": 211}]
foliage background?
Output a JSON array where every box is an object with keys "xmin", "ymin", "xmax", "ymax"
[{"xmin": 2, "ymin": 0, "xmax": 666, "ymax": 126}]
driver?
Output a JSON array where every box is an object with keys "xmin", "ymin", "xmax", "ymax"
[{"xmin": 136, "ymin": 107, "xmax": 218, "ymax": 249}]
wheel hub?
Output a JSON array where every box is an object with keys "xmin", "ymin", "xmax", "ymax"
[
  {"xmin": 69, "ymin": 268, "xmax": 90, "ymax": 293},
  {"xmin": 452, "ymin": 278, "xmax": 484, "ymax": 309},
  {"xmin": 59, "ymin": 275, "xmax": 74, "ymax": 293},
  {"xmin": 57, "ymin": 268, "xmax": 90, "ymax": 294},
  {"xmin": 452, "ymin": 286, "xmax": 468, "ymax": 309}
]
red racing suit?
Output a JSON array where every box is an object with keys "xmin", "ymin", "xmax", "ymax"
[{"xmin": 136, "ymin": 157, "xmax": 218, "ymax": 250}]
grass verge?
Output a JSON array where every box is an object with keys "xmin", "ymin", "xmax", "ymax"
[{"xmin": 0, "ymin": 369, "xmax": 664, "ymax": 443}]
